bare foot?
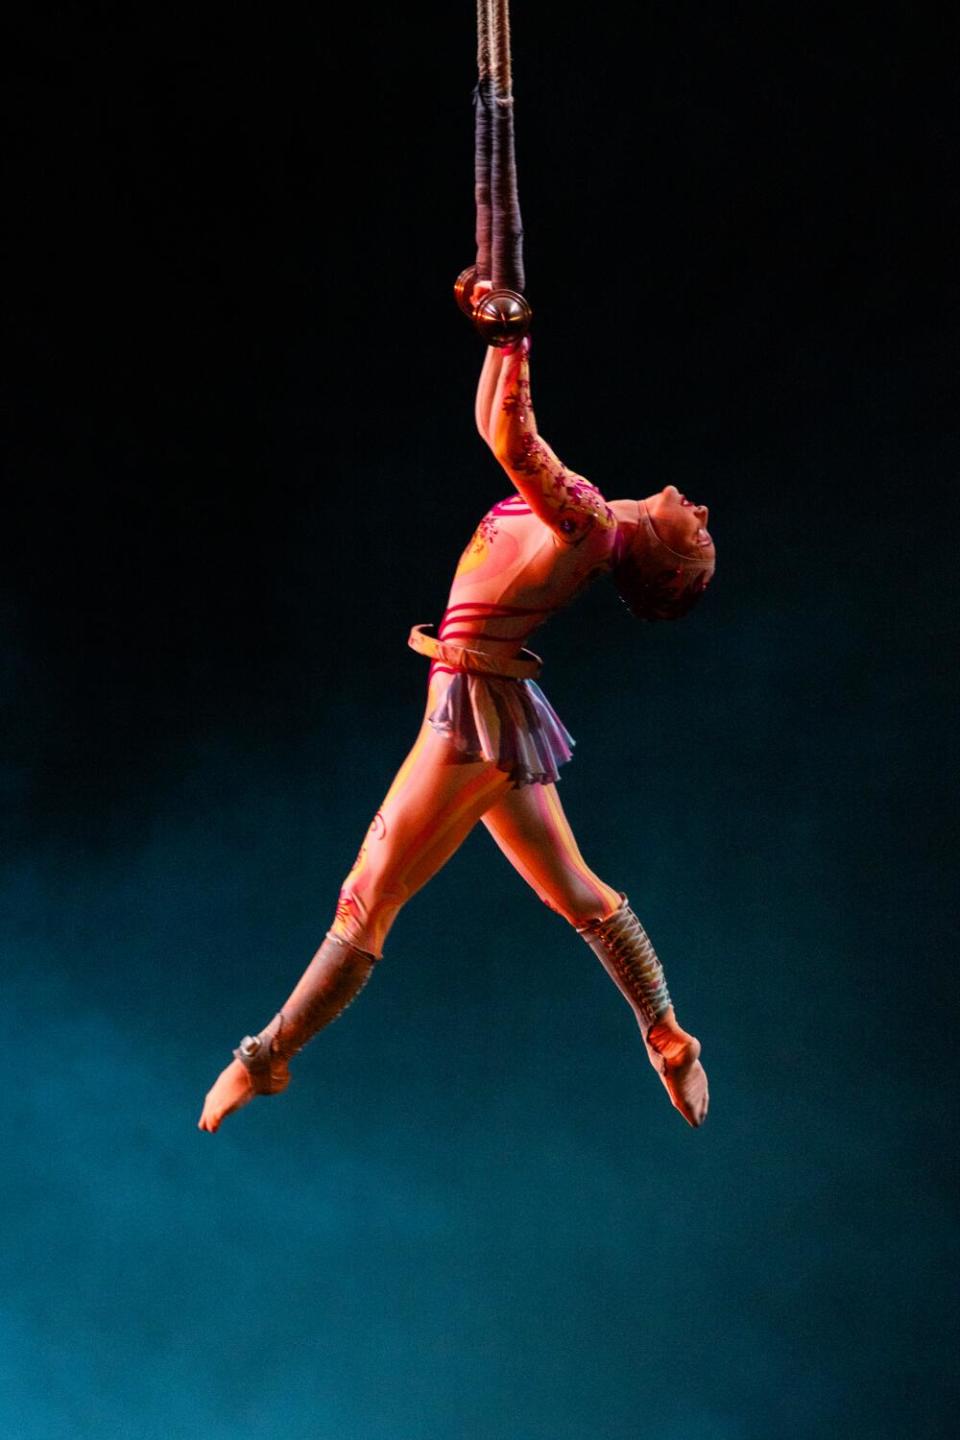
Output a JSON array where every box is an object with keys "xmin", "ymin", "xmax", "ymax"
[
  {"xmin": 197, "ymin": 1057, "xmax": 281, "ymax": 1133},
  {"xmin": 644, "ymin": 1017, "xmax": 709, "ymax": 1128}
]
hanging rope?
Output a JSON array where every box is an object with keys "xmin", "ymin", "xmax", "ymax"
[
  {"xmin": 474, "ymin": 0, "xmax": 493, "ymax": 282},
  {"xmin": 487, "ymin": 0, "xmax": 524, "ymax": 293},
  {"xmin": 457, "ymin": 0, "xmax": 531, "ymax": 346}
]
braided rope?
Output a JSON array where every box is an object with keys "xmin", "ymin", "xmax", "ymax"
[
  {"xmin": 489, "ymin": 0, "xmax": 512, "ymax": 96},
  {"xmin": 477, "ymin": 0, "xmax": 491, "ymax": 78}
]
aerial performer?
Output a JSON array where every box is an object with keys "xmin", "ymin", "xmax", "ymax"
[{"xmin": 199, "ymin": 0, "xmax": 716, "ymax": 1134}]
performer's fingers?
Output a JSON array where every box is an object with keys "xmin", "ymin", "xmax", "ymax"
[{"xmin": 471, "ymin": 277, "xmax": 493, "ymax": 307}]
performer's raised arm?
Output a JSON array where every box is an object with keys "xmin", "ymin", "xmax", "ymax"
[{"xmin": 480, "ymin": 342, "xmax": 615, "ymax": 545}]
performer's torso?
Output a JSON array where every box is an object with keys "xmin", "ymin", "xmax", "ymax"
[{"xmin": 439, "ymin": 496, "xmax": 618, "ymax": 658}]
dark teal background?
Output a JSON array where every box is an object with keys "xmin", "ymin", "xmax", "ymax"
[{"xmin": 4, "ymin": 4, "xmax": 956, "ymax": 1437}]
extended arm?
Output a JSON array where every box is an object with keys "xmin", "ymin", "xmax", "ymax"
[{"xmin": 477, "ymin": 342, "xmax": 615, "ymax": 544}]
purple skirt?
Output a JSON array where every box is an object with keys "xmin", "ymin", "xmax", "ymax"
[{"xmin": 428, "ymin": 673, "xmax": 575, "ymax": 788}]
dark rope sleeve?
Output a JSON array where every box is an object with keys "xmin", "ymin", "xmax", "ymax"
[
  {"xmin": 490, "ymin": 89, "xmax": 524, "ymax": 292},
  {"xmin": 474, "ymin": 77, "xmax": 493, "ymax": 282},
  {"xmin": 488, "ymin": 0, "xmax": 524, "ymax": 293}
]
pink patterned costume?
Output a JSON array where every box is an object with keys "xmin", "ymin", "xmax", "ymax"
[
  {"xmin": 331, "ymin": 480, "xmax": 623, "ymax": 961},
  {"xmin": 327, "ymin": 340, "xmax": 714, "ymax": 962},
  {"xmin": 202, "ymin": 343, "xmax": 714, "ymax": 1131}
]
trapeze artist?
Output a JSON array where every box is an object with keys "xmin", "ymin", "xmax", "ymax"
[{"xmin": 199, "ymin": 0, "xmax": 716, "ymax": 1134}]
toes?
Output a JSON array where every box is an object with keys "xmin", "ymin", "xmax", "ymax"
[
  {"xmin": 661, "ymin": 1060, "xmax": 709, "ymax": 1128},
  {"xmin": 682, "ymin": 1067, "xmax": 709, "ymax": 1128},
  {"xmin": 198, "ymin": 1103, "xmax": 221, "ymax": 1133}
]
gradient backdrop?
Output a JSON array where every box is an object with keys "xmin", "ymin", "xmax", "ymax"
[{"xmin": 3, "ymin": 4, "xmax": 956, "ymax": 1438}]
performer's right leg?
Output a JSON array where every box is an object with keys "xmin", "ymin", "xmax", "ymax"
[
  {"xmin": 199, "ymin": 718, "xmax": 512, "ymax": 1132},
  {"xmin": 481, "ymin": 779, "xmax": 621, "ymax": 926},
  {"xmin": 330, "ymin": 719, "xmax": 514, "ymax": 958},
  {"xmin": 482, "ymin": 782, "xmax": 709, "ymax": 1127}
]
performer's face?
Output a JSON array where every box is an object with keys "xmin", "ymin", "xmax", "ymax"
[{"xmin": 644, "ymin": 485, "xmax": 714, "ymax": 561}]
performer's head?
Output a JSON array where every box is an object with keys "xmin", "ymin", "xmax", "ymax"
[{"xmin": 611, "ymin": 487, "xmax": 716, "ymax": 621}]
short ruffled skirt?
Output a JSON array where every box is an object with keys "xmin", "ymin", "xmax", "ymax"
[{"xmin": 428, "ymin": 673, "xmax": 575, "ymax": 788}]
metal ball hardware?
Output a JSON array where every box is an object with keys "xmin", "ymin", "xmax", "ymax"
[
  {"xmin": 473, "ymin": 289, "xmax": 532, "ymax": 347},
  {"xmin": 454, "ymin": 266, "xmax": 479, "ymax": 317},
  {"xmin": 453, "ymin": 268, "xmax": 533, "ymax": 347}
]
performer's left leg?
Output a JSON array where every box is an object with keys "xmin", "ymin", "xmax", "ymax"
[
  {"xmin": 482, "ymin": 782, "xmax": 709, "ymax": 1126},
  {"xmin": 199, "ymin": 719, "xmax": 513, "ymax": 1132}
]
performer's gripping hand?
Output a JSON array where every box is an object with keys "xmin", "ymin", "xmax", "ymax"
[{"xmin": 470, "ymin": 277, "xmax": 493, "ymax": 310}]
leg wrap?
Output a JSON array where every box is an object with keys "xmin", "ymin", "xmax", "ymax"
[
  {"xmin": 578, "ymin": 896, "xmax": 672, "ymax": 1034},
  {"xmin": 234, "ymin": 932, "xmax": 379, "ymax": 1095}
]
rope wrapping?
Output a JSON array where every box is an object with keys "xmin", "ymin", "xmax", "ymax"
[
  {"xmin": 473, "ymin": 78, "xmax": 493, "ymax": 282},
  {"xmin": 475, "ymin": 0, "xmax": 524, "ymax": 294}
]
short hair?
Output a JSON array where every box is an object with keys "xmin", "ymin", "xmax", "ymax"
[
  {"xmin": 614, "ymin": 501, "xmax": 715, "ymax": 622},
  {"xmin": 616, "ymin": 563, "xmax": 712, "ymax": 621}
]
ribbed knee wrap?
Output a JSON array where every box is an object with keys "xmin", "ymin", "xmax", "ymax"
[{"xmin": 577, "ymin": 896, "xmax": 671, "ymax": 1032}]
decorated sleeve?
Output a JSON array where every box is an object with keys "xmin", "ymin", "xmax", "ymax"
[{"xmin": 491, "ymin": 349, "xmax": 615, "ymax": 546}]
